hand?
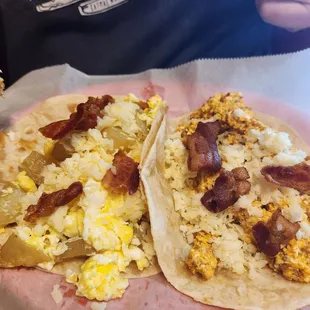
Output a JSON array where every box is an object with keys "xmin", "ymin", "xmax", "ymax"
[{"xmin": 256, "ymin": 0, "xmax": 310, "ymax": 31}]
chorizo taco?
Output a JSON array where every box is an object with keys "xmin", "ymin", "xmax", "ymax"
[
  {"xmin": 142, "ymin": 92, "xmax": 310, "ymax": 310},
  {"xmin": 0, "ymin": 93, "xmax": 166, "ymax": 301}
]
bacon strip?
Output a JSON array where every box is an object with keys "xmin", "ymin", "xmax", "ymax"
[
  {"xmin": 24, "ymin": 182, "xmax": 83, "ymax": 223},
  {"xmin": 39, "ymin": 95, "xmax": 114, "ymax": 140},
  {"xmin": 201, "ymin": 167, "xmax": 251, "ymax": 213},
  {"xmin": 102, "ymin": 152, "xmax": 139, "ymax": 195},
  {"xmin": 231, "ymin": 167, "xmax": 250, "ymax": 180},
  {"xmin": 206, "ymin": 121, "xmax": 229, "ymax": 138},
  {"xmin": 186, "ymin": 121, "xmax": 225, "ymax": 172},
  {"xmin": 252, "ymin": 209, "xmax": 300, "ymax": 256},
  {"xmin": 261, "ymin": 163, "xmax": 310, "ymax": 195},
  {"xmin": 39, "ymin": 112, "xmax": 81, "ymax": 141}
]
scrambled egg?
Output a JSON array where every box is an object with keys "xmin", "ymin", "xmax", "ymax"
[
  {"xmin": 125, "ymin": 93, "xmax": 140, "ymax": 103},
  {"xmin": 166, "ymin": 91, "xmax": 310, "ymax": 284},
  {"xmin": 146, "ymin": 95, "xmax": 163, "ymax": 118},
  {"xmin": 138, "ymin": 95, "xmax": 165, "ymax": 127},
  {"xmin": 63, "ymin": 208, "xmax": 84, "ymax": 238},
  {"xmin": 226, "ymin": 132, "xmax": 244, "ymax": 145},
  {"xmin": 271, "ymin": 239, "xmax": 310, "ymax": 283},
  {"xmin": 63, "ymin": 178, "xmax": 147, "ymax": 299},
  {"xmin": 130, "ymin": 221, "xmax": 155, "ymax": 270},
  {"xmin": 135, "ymin": 252, "xmax": 149, "ymax": 270},
  {"xmin": 229, "ymin": 210, "xmax": 262, "ymax": 244},
  {"xmin": 125, "ymin": 245, "xmax": 150, "ymax": 270},
  {"xmin": 189, "ymin": 92, "xmax": 265, "ymax": 134},
  {"xmin": 1, "ymin": 93, "xmax": 162, "ymax": 301},
  {"xmin": 67, "ymin": 252, "xmax": 130, "ymax": 301},
  {"xmin": 15, "ymin": 224, "xmax": 67, "ymax": 262},
  {"xmin": 231, "ymin": 194, "xmax": 310, "ymax": 283},
  {"xmin": 103, "ymin": 215, "xmax": 133, "ymax": 245},
  {"xmin": 84, "ymin": 213, "xmax": 133, "ymax": 252},
  {"xmin": 177, "ymin": 119, "xmax": 199, "ymax": 141},
  {"xmin": 104, "ymin": 192, "xmax": 125, "ymax": 213},
  {"xmin": 44, "ymin": 140, "xmax": 55, "ymax": 158},
  {"xmin": 186, "ymin": 232, "xmax": 218, "ymax": 280},
  {"xmin": 301, "ymin": 195, "xmax": 310, "ymax": 218},
  {"xmin": 81, "ymin": 179, "xmax": 133, "ymax": 252},
  {"xmin": 268, "ymin": 194, "xmax": 310, "ymax": 283},
  {"xmin": 0, "ymin": 76, "xmax": 4, "ymax": 97},
  {"xmin": 47, "ymin": 205, "xmax": 69, "ymax": 233},
  {"xmin": 194, "ymin": 171, "xmax": 219, "ymax": 193},
  {"xmin": 15, "ymin": 171, "xmax": 37, "ymax": 192}
]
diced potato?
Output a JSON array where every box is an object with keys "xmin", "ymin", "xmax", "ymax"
[
  {"xmin": 51, "ymin": 137, "xmax": 75, "ymax": 162},
  {"xmin": 136, "ymin": 116, "xmax": 148, "ymax": 141},
  {"xmin": 19, "ymin": 151, "xmax": 47, "ymax": 185},
  {"xmin": 0, "ymin": 185, "xmax": 23, "ymax": 228},
  {"xmin": 56, "ymin": 239, "xmax": 95, "ymax": 262},
  {"xmin": 105, "ymin": 127, "xmax": 135, "ymax": 149},
  {"xmin": 0, "ymin": 234, "xmax": 50, "ymax": 267}
]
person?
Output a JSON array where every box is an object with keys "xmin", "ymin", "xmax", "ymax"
[
  {"xmin": 0, "ymin": 0, "xmax": 309, "ymax": 87},
  {"xmin": 257, "ymin": 0, "xmax": 310, "ymax": 55},
  {"xmin": 257, "ymin": 0, "xmax": 310, "ymax": 31}
]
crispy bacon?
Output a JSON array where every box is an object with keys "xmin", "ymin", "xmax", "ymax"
[
  {"xmin": 235, "ymin": 180, "xmax": 251, "ymax": 196},
  {"xmin": 201, "ymin": 167, "xmax": 251, "ymax": 213},
  {"xmin": 252, "ymin": 209, "xmax": 300, "ymax": 256},
  {"xmin": 186, "ymin": 122, "xmax": 225, "ymax": 172},
  {"xmin": 136, "ymin": 100, "xmax": 149, "ymax": 110},
  {"xmin": 231, "ymin": 167, "xmax": 250, "ymax": 180},
  {"xmin": 206, "ymin": 121, "xmax": 229, "ymax": 138},
  {"xmin": 102, "ymin": 152, "xmax": 139, "ymax": 195},
  {"xmin": 39, "ymin": 95, "xmax": 114, "ymax": 140},
  {"xmin": 24, "ymin": 182, "xmax": 83, "ymax": 223},
  {"xmin": 87, "ymin": 96, "xmax": 115, "ymax": 110},
  {"xmin": 252, "ymin": 222, "xmax": 280, "ymax": 257},
  {"xmin": 39, "ymin": 112, "xmax": 81, "ymax": 141},
  {"xmin": 261, "ymin": 163, "xmax": 310, "ymax": 195}
]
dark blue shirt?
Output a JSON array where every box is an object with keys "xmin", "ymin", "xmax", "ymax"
[{"xmin": 1, "ymin": 0, "xmax": 274, "ymax": 85}]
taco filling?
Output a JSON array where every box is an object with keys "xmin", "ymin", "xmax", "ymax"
[
  {"xmin": 0, "ymin": 76, "xmax": 4, "ymax": 97},
  {"xmin": 164, "ymin": 92, "xmax": 310, "ymax": 283},
  {"xmin": 0, "ymin": 93, "xmax": 166, "ymax": 301}
]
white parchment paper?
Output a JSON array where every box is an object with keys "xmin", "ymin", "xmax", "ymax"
[{"xmin": 1, "ymin": 48, "xmax": 310, "ymax": 117}]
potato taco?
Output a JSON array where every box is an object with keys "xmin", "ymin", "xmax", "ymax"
[
  {"xmin": 0, "ymin": 93, "xmax": 166, "ymax": 301},
  {"xmin": 142, "ymin": 92, "xmax": 310, "ymax": 310}
]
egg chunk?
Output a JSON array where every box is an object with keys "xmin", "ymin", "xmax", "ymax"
[
  {"xmin": 15, "ymin": 171, "xmax": 37, "ymax": 192},
  {"xmin": 138, "ymin": 95, "xmax": 165, "ymax": 127},
  {"xmin": 84, "ymin": 211, "xmax": 133, "ymax": 252},
  {"xmin": 81, "ymin": 179, "xmax": 133, "ymax": 251},
  {"xmin": 63, "ymin": 208, "xmax": 84, "ymax": 238},
  {"xmin": 68, "ymin": 252, "xmax": 130, "ymax": 301}
]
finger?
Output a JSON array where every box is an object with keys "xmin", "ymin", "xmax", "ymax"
[{"xmin": 256, "ymin": 0, "xmax": 310, "ymax": 30}]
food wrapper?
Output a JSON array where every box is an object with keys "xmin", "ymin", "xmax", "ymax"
[{"xmin": 1, "ymin": 49, "xmax": 310, "ymax": 310}]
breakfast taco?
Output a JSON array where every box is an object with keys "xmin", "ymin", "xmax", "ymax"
[
  {"xmin": 0, "ymin": 77, "xmax": 4, "ymax": 97},
  {"xmin": 0, "ymin": 92, "xmax": 166, "ymax": 301},
  {"xmin": 142, "ymin": 92, "xmax": 310, "ymax": 310}
]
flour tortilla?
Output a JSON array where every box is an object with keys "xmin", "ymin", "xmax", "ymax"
[
  {"xmin": 0, "ymin": 93, "xmax": 165, "ymax": 278},
  {"xmin": 141, "ymin": 113, "xmax": 310, "ymax": 310}
]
